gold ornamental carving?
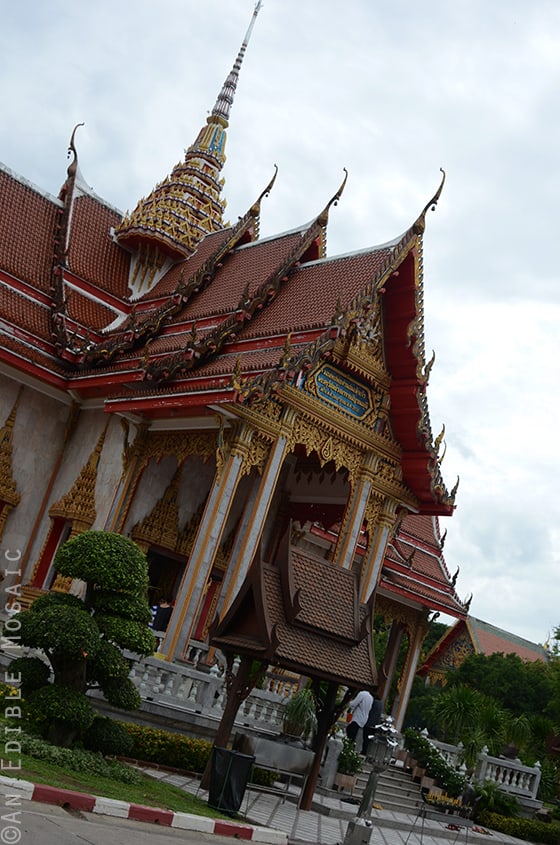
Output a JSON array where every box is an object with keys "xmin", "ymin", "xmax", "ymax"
[
  {"xmin": 363, "ymin": 493, "xmax": 383, "ymax": 538},
  {"xmin": 288, "ymin": 415, "xmax": 362, "ymax": 480},
  {"xmin": 176, "ymin": 501, "xmax": 206, "ymax": 558},
  {"xmin": 131, "ymin": 467, "xmax": 182, "ymax": 551},
  {"xmin": 242, "ymin": 431, "xmax": 270, "ymax": 478},
  {"xmin": 375, "ymin": 594, "xmax": 419, "ymax": 635},
  {"xmin": 0, "ymin": 388, "xmax": 22, "ymax": 540},
  {"xmin": 48, "ymin": 421, "xmax": 108, "ymax": 531},
  {"xmin": 137, "ymin": 430, "xmax": 217, "ymax": 471}
]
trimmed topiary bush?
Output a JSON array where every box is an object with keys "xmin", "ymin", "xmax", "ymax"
[
  {"xmin": 8, "ymin": 656, "xmax": 50, "ymax": 694},
  {"xmin": 9, "ymin": 531, "xmax": 155, "ymax": 747},
  {"xmin": 83, "ymin": 716, "xmax": 134, "ymax": 757}
]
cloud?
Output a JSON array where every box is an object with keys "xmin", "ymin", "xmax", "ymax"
[{"xmin": 1, "ymin": 0, "xmax": 559, "ymax": 646}]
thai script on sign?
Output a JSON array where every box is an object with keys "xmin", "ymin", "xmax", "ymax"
[{"xmin": 314, "ymin": 366, "xmax": 371, "ymax": 418}]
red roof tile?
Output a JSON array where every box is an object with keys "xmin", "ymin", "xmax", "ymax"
[
  {"xmin": 0, "ymin": 167, "xmax": 59, "ymax": 292},
  {"xmin": 68, "ymin": 195, "xmax": 130, "ymax": 299}
]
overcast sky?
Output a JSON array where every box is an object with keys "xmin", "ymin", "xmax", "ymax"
[{"xmin": 2, "ymin": 1, "xmax": 559, "ymax": 648}]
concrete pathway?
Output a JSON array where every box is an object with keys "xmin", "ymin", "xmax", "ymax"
[
  {"xmin": 0, "ymin": 767, "xmax": 530, "ymax": 845},
  {"xmin": 143, "ymin": 768, "xmax": 529, "ymax": 845}
]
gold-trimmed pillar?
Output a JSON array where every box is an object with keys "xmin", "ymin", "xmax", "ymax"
[
  {"xmin": 377, "ymin": 619, "xmax": 405, "ymax": 705},
  {"xmin": 331, "ymin": 451, "xmax": 377, "ymax": 570},
  {"xmin": 391, "ymin": 611, "xmax": 430, "ymax": 731},
  {"xmin": 217, "ymin": 407, "xmax": 296, "ymax": 621},
  {"xmin": 359, "ymin": 501, "xmax": 402, "ymax": 604},
  {"xmin": 161, "ymin": 421, "xmax": 255, "ymax": 662}
]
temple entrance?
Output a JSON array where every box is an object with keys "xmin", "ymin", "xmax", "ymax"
[{"xmin": 147, "ymin": 548, "xmax": 184, "ymax": 606}]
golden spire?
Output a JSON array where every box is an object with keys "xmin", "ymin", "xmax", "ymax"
[{"xmin": 115, "ymin": 4, "xmax": 262, "ymax": 265}]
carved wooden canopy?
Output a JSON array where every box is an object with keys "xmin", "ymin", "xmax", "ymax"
[{"xmin": 210, "ymin": 529, "xmax": 377, "ymax": 690}]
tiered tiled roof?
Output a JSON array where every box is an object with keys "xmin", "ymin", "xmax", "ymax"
[
  {"xmin": 418, "ymin": 615, "xmax": 549, "ymax": 681},
  {"xmin": 312, "ymin": 512, "xmax": 467, "ymax": 618},
  {"xmin": 211, "ymin": 536, "xmax": 377, "ymax": 688}
]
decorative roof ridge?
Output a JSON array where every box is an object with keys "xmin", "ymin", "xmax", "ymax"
[
  {"xmin": 383, "ymin": 567, "xmax": 467, "ymax": 609},
  {"xmin": 295, "ymin": 234, "xmax": 403, "ymax": 269},
  {"xmin": 235, "ymin": 219, "xmax": 310, "ymax": 249},
  {"xmin": 234, "ymin": 199, "xmax": 420, "ymax": 408},
  {"xmin": 79, "ymin": 168, "xmax": 278, "ymax": 369},
  {"xmin": 142, "ymin": 173, "xmax": 343, "ymax": 384},
  {"xmin": 468, "ymin": 616, "xmax": 549, "ymax": 651}
]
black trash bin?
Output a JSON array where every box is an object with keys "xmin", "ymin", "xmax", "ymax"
[{"xmin": 207, "ymin": 746, "xmax": 255, "ymax": 816}]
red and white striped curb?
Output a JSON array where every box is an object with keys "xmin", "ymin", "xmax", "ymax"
[{"xmin": 0, "ymin": 776, "xmax": 287, "ymax": 843}]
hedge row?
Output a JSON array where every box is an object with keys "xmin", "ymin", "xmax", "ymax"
[
  {"xmin": 121, "ymin": 721, "xmax": 276, "ymax": 786},
  {"xmin": 123, "ymin": 722, "xmax": 212, "ymax": 772},
  {"xmin": 478, "ymin": 811, "xmax": 560, "ymax": 845}
]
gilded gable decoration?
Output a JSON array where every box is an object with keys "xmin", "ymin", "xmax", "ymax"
[{"xmin": 0, "ymin": 388, "xmax": 22, "ymax": 540}]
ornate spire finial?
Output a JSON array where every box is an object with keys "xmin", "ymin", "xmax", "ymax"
[
  {"xmin": 421, "ymin": 167, "xmax": 446, "ymax": 217},
  {"xmin": 317, "ymin": 169, "xmax": 348, "ymax": 256},
  {"xmin": 413, "ymin": 168, "xmax": 446, "ymax": 234},
  {"xmin": 115, "ymin": 6, "xmax": 262, "ymax": 270},
  {"xmin": 67, "ymin": 123, "xmax": 85, "ymax": 179},
  {"xmin": 211, "ymin": 2, "xmax": 262, "ymax": 124}
]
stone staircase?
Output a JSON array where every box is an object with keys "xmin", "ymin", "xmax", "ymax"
[{"xmin": 338, "ymin": 761, "xmax": 424, "ymax": 815}]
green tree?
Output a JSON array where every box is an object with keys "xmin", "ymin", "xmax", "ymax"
[
  {"xmin": 427, "ymin": 683, "xmax": 483, "ymax": 744},
  {"xmin": 447, "ymin": 652, "xmax": 554, "ymax": 718},
  {"xmin": 10, "ymin": 531, "xmax": 155, "ymax": 746}
]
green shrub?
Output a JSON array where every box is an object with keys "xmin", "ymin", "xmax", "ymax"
[
  {"xmin": 473, "ymin": 778, "xmax": 520, "ymax": 818},
  {"xmin": 281, "ymin": 688, "xmax": 317, "ymax": 740},
  {"xmin": 478, "ymin": 811, "xmax": 560, "ymax": 845},
  {"xmin": 102, "ymin": 679, "xmax": 142, "ymax": 711},
  {"xmin": 337, "ymin": 736, "xmax": 363, "ymax": 775},
  {"xmin": 54, "ymin": 531, "xmax": 149, "ymax": 594},
  {"xmin": 27, "ymin": 685, "xmax": 95, "ymax": 733},
  {"xmin": 403, "ymin": 728, "xmax": 466, "ymax": 797},
  {"xmin": 19, "ymin": 732, "xmax": 142, "ymax": 785},
  {"xmin": 8, "ymin": 657, "xmax": 50, "ymax": 693},
  {"xmin": 123, "ymin": 722, "xmax": 213, "ymax": 772},
  {"xmin": 83, "ymin": 716, "xmax": 134, "ymax": 757},
  {"xmin": 249, "ymin": 767, "xmax": 278, "ymax": 787}
]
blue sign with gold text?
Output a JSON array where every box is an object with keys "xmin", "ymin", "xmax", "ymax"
[{"xmin": 313, "ymin": 365, "xmax": 372, "ymax": 419}]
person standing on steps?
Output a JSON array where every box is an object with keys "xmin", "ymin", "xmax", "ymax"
[
  {"xmin": 361, "ymin": 694, "xmax": 383, "ymax": 756},
  {"xmin": 346, "ymin": 689, "xmax": 374, "ymax": 749}
]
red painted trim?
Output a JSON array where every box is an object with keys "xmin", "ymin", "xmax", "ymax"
[
  {"xmin": 32, "ymin": 784, "xmax": 96, "ymax": 811},
  {"xmin": 62, "ymin": 269, "xmax": 128, "ymax": 312},
  {"xmin": 214, "ymin": 820, "xmax": 254, "ymax": 839},
  {"xmin": 0, "ymin": 271, "xmax": 52, "ymax": 305},
  {"xmin": 32, "ymin": 520, "xmax": 65, "ymax": 587},
  {"xmin": 0, "ymin": 350, "xmax": 69, "ymax": 390},
  {"xmin": 127, "ymin": 804, "xmax": 174, "ymax": 825}
]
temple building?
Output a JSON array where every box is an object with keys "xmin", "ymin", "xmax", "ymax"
[
  {"xmin": 0, "ymin": 5, "xmax": 468, "ymax": 728},
  {"xmin": 418, "ymin": 616, "xmax": 550, "ymax": 687}
]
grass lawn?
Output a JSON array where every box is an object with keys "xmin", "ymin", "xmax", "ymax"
[{"xmin": 0, "ymin": 747, "xmax": 227, "ymax": 819}]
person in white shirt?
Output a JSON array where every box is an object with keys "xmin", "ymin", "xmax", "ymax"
[{"xmin": 346, "ymin": 689, "xmax": 374, "ymax": 745}]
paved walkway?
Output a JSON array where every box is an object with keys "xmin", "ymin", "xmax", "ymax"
[
  {"xmin": 0, "ymin": 766, "xmax": 530, "ymax": 845},
  {"xmin": 143, "ymin": 767, "xmax": 528, "ymax": 845}
]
